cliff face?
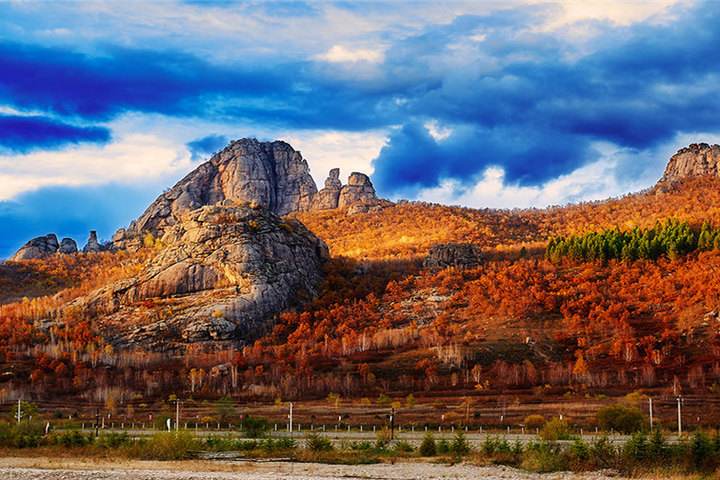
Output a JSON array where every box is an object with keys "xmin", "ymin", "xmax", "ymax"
[
  {"xmin": 659, "ymin": 143, "xmax": 720, "ymax": 185},
  {"xmin": 76, "ymin": 204, "xmax": 328, "ymax": 349}
]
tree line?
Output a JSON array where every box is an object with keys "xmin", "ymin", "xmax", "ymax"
[{"xmin": 546, "ymin": 219, "xmax": 720, "ymax": 262}]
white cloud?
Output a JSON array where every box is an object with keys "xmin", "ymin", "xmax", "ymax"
[
  {"xmin": 424, "ymin": 120, "xmax": 453, "ymax": 141},
  {"xmin": 416, "ymin": 154, "xmax": 650, "ymax": 210},
  {"xmin": 315, "ymin": 45, "xmax": 384, "ymax": 64},
  {"xmin": 0, "ymin": 133, "xmax": 192, "ymax": 201},
  {"xmin": 281, "ymin": 130, "xmax": 386, "ymax": 187},
  {"xmin": 545, "ymin": 0, "xmax": 682, "ymax": 28}
]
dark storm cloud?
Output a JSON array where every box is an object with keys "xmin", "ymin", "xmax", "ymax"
[{"xmin": 0, "ymin": 114, "xmax": 110, "ymax": 153}]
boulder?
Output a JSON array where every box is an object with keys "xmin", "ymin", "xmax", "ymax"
[
  {"xmin": 77, "ymin": 204, "xmax": 329, "ymax": 349},
  {"xmin": 424, "ymin": 243, "xmax": 484, "ymax": 270},
  {"xmin": 58, "ymin": 238, "xmax": 78, "ymax": 254},
  {"xmin": 11, "ymin": 234, "xmax": 59, "ymax": 261}
]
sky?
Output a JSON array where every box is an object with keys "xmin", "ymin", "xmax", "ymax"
[{"xmin": 1, "ymin": 0, "xmax": 719, "ymax": 258}]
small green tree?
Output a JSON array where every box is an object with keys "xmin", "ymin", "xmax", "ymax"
[
  {"xmin": 242, "ymin": 416, "xmax": 270, "ymax": 438},
  {"xmin": 450, "ymin": 431, "xmax": 471, "ymax": 456},
  {"xmin": 419, "ymin": 432, "xmax": 437, "ymax": 456}
]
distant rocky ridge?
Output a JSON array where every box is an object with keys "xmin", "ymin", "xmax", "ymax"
[
  {"xmin": 658, "ymin": 143, "xmax": 720, "ymax": 186},
  {"xmin": 74, "ymin": 203, "xmax": 328, "ymax": 349},
  {"xmin": 11, "ymin": 231, "xmax": 100, "ymax": 261},
  {"xmin": 112, "ymin": 138, "xmax": 387, "ymax": 249}
]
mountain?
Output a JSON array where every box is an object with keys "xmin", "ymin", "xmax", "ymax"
[{"xmin": 3, "ymin": 141, "xmax": 720, "ymax": 420}]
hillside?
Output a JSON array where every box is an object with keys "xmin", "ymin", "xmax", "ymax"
[{"xmin": 2, "ymin": 142, "xmax": 720, "ymax": 428}]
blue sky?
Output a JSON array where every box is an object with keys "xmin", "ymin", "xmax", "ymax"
[{"xmin": 1, "ymin": 0, "xmax": 719, "ymax": 258}]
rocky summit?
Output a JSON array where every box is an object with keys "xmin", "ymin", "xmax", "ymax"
[
  {"xmin": 74, "ymin": 203, "xmax": 328, "ymax": 349},
  {"xmin": 658, "ymin": 143, "xmax": 720, "ymax": 185},
  {"xmin": 112, "ymin": 138, "xmax": 385, "ymax": 249},
  {"xmin": 115, "ymin": 139, "xmax": 318, "ymax": 245}
]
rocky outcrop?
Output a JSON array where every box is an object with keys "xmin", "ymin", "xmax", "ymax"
[
  {"xmin": 311, "ymin": 168, "xmax": 342, "ymax": 210},
  {"xmin": 113, "ymin": 139, "xmax": 389, "ymax": 248},
  {"xmin": 12, "ymin": 234, "xmax": 60, "ymax": 261},
  {"xmin": 310, "ymin": 169, "xmax": 387, "ymax": 214},
  {"xmin": 77, "ymin": 204, "xmax": 328, "ymax": 349},
  {"xmin": 58, "ymin": 238, "xmax": 78, "ymax": 254},
  {"xmin": 424, "ymin": 243, "xmax": 484, "ymax": 270},
  {"xmin": 339, "ymin": 172, "xmax": 377, "ymax": 209},
  {"xmin": 83, "ymin": 231, "xmax": 103, "ymax": 253},
  {"xmin": 120, "ymin": 139, "xmax": 318, "ymax": 244},
  {"xmin": 659, "ymin": 143, "xmax": 720, "ymax": 185}
]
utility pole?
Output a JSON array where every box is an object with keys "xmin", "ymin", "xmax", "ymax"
[
  {"xmin": 95, "ymin": 408, "xmax": 100, "ymax": 438},
  {"xmin": 649, "ymin": 397, "xmax": 654, "ymax": 431},
  {"xmin": 16, "ymin": 399, "xmax": 21, "ymax": 424},
  {"xmin": 389, "ymin": 407, "xmax": 395, "ymax": 441},
  {"xmin": 175, "ymin": 399, "xmax": 181, "ymax": 432},
  {"xmin": 288, "ymin": 402, "xmax": 293, "ymax": 435},
  {"xmin": 677, "ymin": 396, "xmax": 682, "ymax": 436}
]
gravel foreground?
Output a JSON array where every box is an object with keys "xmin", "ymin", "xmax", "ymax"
[{"xmin": 0, "ymin": 460, "xmax": 625, "ymax": 480}]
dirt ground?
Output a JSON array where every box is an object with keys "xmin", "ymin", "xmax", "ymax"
[{"xmin": 0, "ymin": 456, "xmax": 625, "ymax": 480}]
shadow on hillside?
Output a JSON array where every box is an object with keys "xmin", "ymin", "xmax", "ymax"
[{"xmin": 0, "ymin": 261, "xmax": 69, "ymax": 304}]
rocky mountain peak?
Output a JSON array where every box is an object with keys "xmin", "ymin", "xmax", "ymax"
[
  {"xmin": 659, "ymin": 143, "xmax": 720, "ymax": 185},
  {"xmin": 113, "ymin": 138, "xmax": 387, "ymax": 248}
]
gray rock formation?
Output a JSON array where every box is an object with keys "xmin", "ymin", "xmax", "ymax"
[
  {"xmin": 338, "ymin": 172, "xmax": 376, "ymax": 208},
  {"xmin": 113, "ymin": 139, "xmax": 389, "ymax": 249},
  {"xmin": 424, "ymin": 243, "xmax": 484, "ymax": 270},
  {"xmin": 83, "ymin": 231, "xmax": 103, "ymax": 253},
  {"xmin": 311, "ymin": 168, "xmax": 342, "ymax": 210},
  {"xmin": 123, "ymin": 139, "xmax": 318, "ymax": 242},
  {"xmin": 77, "ymin": 204, "xmax": 328, "ymax": 349},
  {"xmin": 58, "ymin": 238, "xmax": 78, "ymax": 254},
  {"xmin": 659, "ymin": 143, "xmax": 720, "ymax": 184},
  {"xmin": 12, "ymin": 234, "xmax": 60, "ymax": 261}
]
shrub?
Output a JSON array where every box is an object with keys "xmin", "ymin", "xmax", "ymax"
[
  {"xmin": 305, "ymin": 432, "xmax": 333, "ymax": 452},
  {"xmin": 242, "ymin": 416, "xmax": 270, "ymax": 438},
  {"xmin": 52, "ymin": 430, "xmax": 94, "ymax": 447},
  {"xmin": 350, "ymin": 440, "xmax": 373, "ymax": 451},
  {"xmin": 623, "ymin": 432, "xmax": 648, "ymax": 462},
  {"xmin": 648, "ymin": 429, "xmax": 667, "ymax": 459},
  {"xmin": 540, "ymin": 418, "xmax": 573, "ymax": 441},
  {"xmin": 419, "ymin": 433, "xmax": 437, "ymax": 456},
  {"xmin": 204, "ymin": 435, "xmax": 236, "ymax": 451},
  {"xmin": 437, "ymin": 439, "xmax": 450, "ymax": 454},
  {"xmin": 393, "ymin": 440, "xmax": 414, "ymax": 454},
  {"xmin": 691, "ymin": 431, "xmax": 716, "ymax": 470},
  {"xmin": 0, "ymin": 422, "xmax": 44, "ymax": 448},
  {"xmin": 450, "ymin": 431, "xmax": 471, "ymax": 456},
  {"xmin": 597, "ymin": 404, "xmax": 644, "ymax": 434},
  {"xmin": 142, "ymin": 432, "xmax": 197, "ymax": 460},
  {"xmin": 521, "ymin": 441, "xmax": 567, "ymax": 472},
  {"xmin": 589, "ymin": 436, "xmax": 617, "ymax": 469},
  {"xmin": 374, "ymin": 427, "xmax": 391, "ymax": 451},
  {"xmin": 98, "ymin": 432, "xmax": 130, "ymax": 449}
]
